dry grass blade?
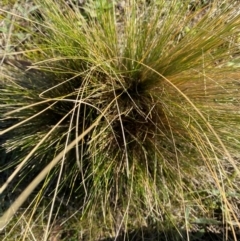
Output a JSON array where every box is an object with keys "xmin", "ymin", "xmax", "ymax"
[{"xmin": 1, "ymin": 0, "xmax": 240, "ymax": 240}]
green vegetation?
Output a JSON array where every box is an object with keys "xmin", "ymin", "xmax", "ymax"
[{"xmin": 0, "ymin": 0, "xmax": 240, "ymax": 240}]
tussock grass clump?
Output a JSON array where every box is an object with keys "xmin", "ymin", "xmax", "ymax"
[{"xmin": 1, "ymin": 0, "xmax": 240, "ymax": 240}]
